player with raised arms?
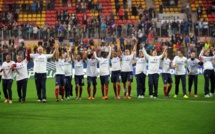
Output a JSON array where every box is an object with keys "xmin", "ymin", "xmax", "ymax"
[
  {"xmin": 120, "ymin": 44, "xmax": 136, "ymax": 99},
  {"xmin": 73, "ymin": 52, "xmax": 85, "ymax": 100},
  {"xmin": 110, "ymin": 42, "xmax": 122, "ymax": 99},
  {"xmin": 161, "ymin": 52, "xmax": 173, "ymax": 98},
  {"xmin": 142, "ymin": 46, "xmax": 167, "ymax": 99},
  {"xmin": 30, "ymin": 46, "xmax": 56, "ymax": 103},
  {"xmin": 84, "ymin": 49, "xmax": 98, "ymax": 100},
  {"xmin": 134, "ymin": 49, "xmax": 146, "ymax": 99},
  {"xmin": 12, "ymin": 46, "xmax": 31, "ymax": 103},
  {"xmin": 199, "ymin": 47, "xmax": 215, "ymax": 97},
  {"xmin": 64, "ymin": 46, "xmax": 73, "ymax": 100},
  {"xmin": 94, "ymin": 45, "xmax": 111, "ymax": 100},
  {"xmin": 53, "ymin": 44, "xmax": 66, "ymax": 102}
]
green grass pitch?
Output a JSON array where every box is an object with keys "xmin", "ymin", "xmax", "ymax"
[{"xmin": 0, "ymin": 75, "xmax": 215, "ymax": 134}]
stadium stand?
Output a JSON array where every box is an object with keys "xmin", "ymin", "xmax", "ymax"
[{"xmin": 0, "ymin": 0, "xmax": 215, "ymax": 62}]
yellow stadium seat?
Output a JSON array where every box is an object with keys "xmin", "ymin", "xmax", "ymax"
[
  {"xmin": 131, "ymin": 16, "xmax": 135, "ymax": 19},
  {"xmin": 32, "ymin": 14, "xmax": 36, "ymax": 17},
  {"xmin": 36, "ymin": 14, "xmax": 41, "ymax": 17}
]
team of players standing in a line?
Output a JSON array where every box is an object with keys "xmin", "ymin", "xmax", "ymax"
[{"xmin": 0, "ymin": 43, "xmax": 214, "ymax": 103}]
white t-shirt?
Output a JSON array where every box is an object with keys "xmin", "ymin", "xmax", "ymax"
[
  {"xmin": 199, "ymin": 56, "xmax": 214, "ymax": 71},
  {"xmin": 121, "ymin": 54, "xmax": 134, "ymax": 72},
  {"xmin": 55, "ymin": 59, "xmax": 65, "ymax": 75},
  {"xmin": 74, "ymin": 60, "xmax": 84, "ymax": 76},
  {"xmin": 135, "ymin": 57, "xmax": 146, "ymax": 75},
  {"xmin": 172, "ymin": 56, "xmax": 187, "ymax": 75},
  {"xmin": 143, "ymin": 49, "xmax": 163, "ymax": 74},
  {"xmin": 111, "ymin": 57, "xmax": 121, "ymax": 71},
  {"xmin": 30, "ymin": 54, "xmax": 53, "ymax": 73},
  {"xmin": 95, "ymin": 53, "xmax": 111, "ymax": 76},
  {"xmin": 203, "ymin": 22, "xmax": 208, "ymax": 29},
  {"xmin": 86, "ymin": 58, "xmax": 98, "ymax": 77},
  {"xmin": 64, "ymin": 58, "xmax": 73, "ymax": 76},
  {"xmin": 15, "ymin": 59, "xmax": 28, "ymax": 81},
  {"xmin": 1, "ymin": 61, "xmax": 15, "ymax": 79},
  {"xmin": 161, "ymin": 58, "xmax": 171, "ymax": 74},
  {"xmin": 187, "ymin": 58, "xmax": 200, "ymax": 75}
]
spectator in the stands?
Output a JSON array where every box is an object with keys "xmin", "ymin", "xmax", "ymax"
[
  {"xmin": 22, "ymin": 2, "xmax": 27, "ymax": 13},
  {"xmin": 203, "ymin": 19, "xmax": 208, "ymax": 36},
  {"xmin": 31, "ymin": 1, "xmax": 37, "ymax": 13},
  {"xmin": 38, "ymin": 40, "xmax": 43, "ymax": 46},
  {"xmin": 118, "ymin": 8, "xmax": 124, "ymax": 20},
  {"xmin": 172, "ymin": 20, "xmax": 178, "ymax": 34},
  {"xmin": 46, "ymin": 43, "xmax": 51, "ymax": 54},
  {"xmin": 128, "ymin": 0, "xmax": 132, "ymax": 9},
  {"xmin": 33, "ymin": 25, "xmax": 39, "ymax": 39},
  {"xmin": 183, "ymin": 20, "xmax": 189, "ymax": 35},
  {"xmin": 137, "ymin": 29, "xmax": 143, "ymax": 45},
  {"xmin": 116, "ymin": 4, "xmax": 120, "ymax": 15},
  {"xmin": 124, "ymin": 9, "xmax": 128, "ymax": 20},
  {"xmin": 184, "ymin": 35, "xmax": 190, "ymax": 47},
  {"xmin": 18, "ymin": 36, "xmax": 25, "ymax": 45},
  {"xmin": 58, "ymin": 33, "xmax": 64, "ymax": 46},
  {"xmin": 101, "ymin": 21, "xmax": 107, "ymax": 36},
  {"xmin": 98, "ymin": 3, "xmax": 102, "ymax": 12},
  {"xmin": 27, "ymin": 4, "xmax": 32, "ymax": 13},
  {"xmin": 48, "ymin": 36, "xmax": 55, "ymax": 49},
  {"xmin": 161, "ymin": 21, "xmax": 168, "ymax": 36},
  {"xmin": 110, "ymin": 20, "xmax": 116, "ymax": 34},
  {"xmin": 170, "ymin": 0, "xmax": 175, "ymax": 7},
  {"xmin": 43, "ymin": 36, "xmax": 48, "ymax": 48},
  {"xmin": 89, "ymin": 38, "xmax": 94, "ymax": 46},
  {"xmin": 9, "ymin": 37, "xmax": 15, "ymax": 46},
  {"xmin": 62, "ymin": 0, "xmax": 68, "ymax": 6},
  {"xmin": 159, "ymin": 4, "xmax": 163, "ymax": 13},
  {"xmin": 197, "ymin": 5, "xmax": 202, "ymax": 20},
  {"xmin": 117, "ymin": 24, "xmax": 122, "ymax": 37},
  {"xmin": 14, "ymin": 12, "xmax": 19, "ymax": 22},
  {"xmin": 81, "ymin": 1, "xmax": 87, "ymax": 13},
  {"xmin": 76, "ymin": 2, "xmax": 80, "ymax": 13}
]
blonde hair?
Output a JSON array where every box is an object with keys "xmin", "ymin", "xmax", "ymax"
[{"xmin": 37, "ymin": 46, "xmax": 43, "ymax": 51}]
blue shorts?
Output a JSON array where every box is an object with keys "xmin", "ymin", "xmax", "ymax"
[
  {"xmin": 162, "ymin": 73, "xmax": 173, "ymax": 84},
  {"xmin": 87, "ymin": 76, "xmax": 97, "ymax": 86},
  {"xmin": 100, "ymin": 75, "xmax": 109, "ymax": 85},
  {"xmin": 121, "ymin": 72, "xmax": 133, "ymax": 83},
  {"xmin": 75, "ymin": 75, "xmax": 84, "ymax": 86},
  {"xmin": 55, "ymin": 75, "xmax": 65, "ymax": 86},
  {"xmin": 111, "ymin": 70, "xmax": 121, "ymax": 83}
]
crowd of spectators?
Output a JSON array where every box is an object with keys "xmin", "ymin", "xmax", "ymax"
[{"xmin": 0, "ymin": 0, "xmax": 215, "ymax": 62}]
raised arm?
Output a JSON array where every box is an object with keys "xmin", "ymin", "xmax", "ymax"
[
  {"xmin": 93, "ymin": 51, "xmax": 99, "ymax": 61},
  {"xmin": 26, "ymin": 46, "xmax": 31, "ymax": 61},
  {"xmin": 199, "ymin": 47, "xmax": 204, "ymax": 58},
  {"xmin": 107, "ymin": 46, "xmax": 112, "ymax": 59},
  {"xmin": 116, "ymin": 42, "xmax": 123, "ymax": 57},
  {"xmin": 53, "ymin": 44, "xmax": 59, "ymax": 60},
  {"xmin": 142, "ymin": 47, "xmax": 150, "ymax": 59},
  {"xmin": 160, "ymin": 46, "xmax": 168, "ymax": 58},
  {"xmin": 82, "ymin": 49, "xmax": 88, "ymax": 61}
]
